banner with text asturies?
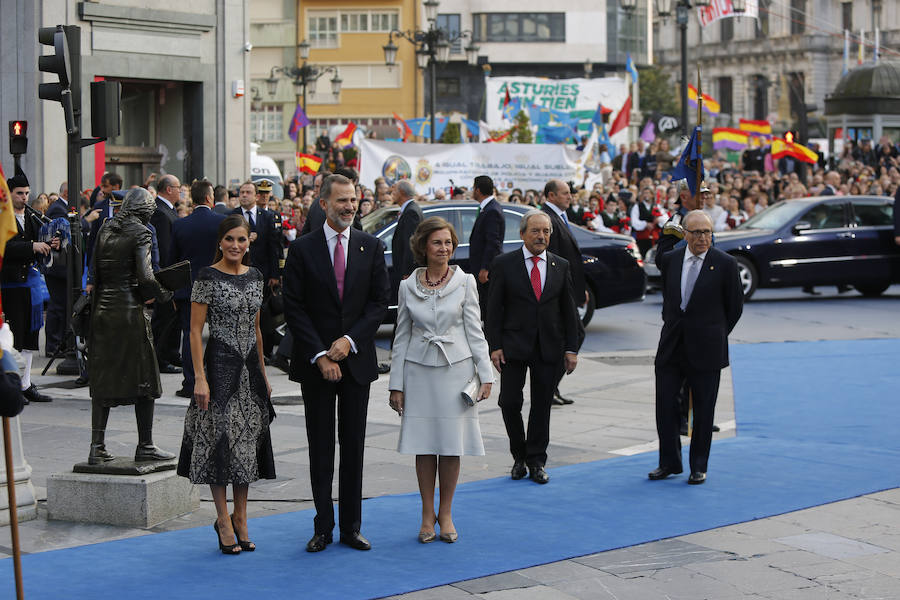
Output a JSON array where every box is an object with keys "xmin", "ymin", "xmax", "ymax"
[{"xmin": 359, "ymin": 139, "xmax": 582, "ymax": 195}]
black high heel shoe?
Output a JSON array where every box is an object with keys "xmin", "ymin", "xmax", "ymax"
[
  {"xmin": 231, "ymin": 514, "xmax": 256, "ymax": 551},
  {"xmin": 214, "ymin": 520, "xmax": 241, "ymax": 555}
]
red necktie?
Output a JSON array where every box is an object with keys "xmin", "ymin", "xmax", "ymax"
[
  {"xmin": 334, "ymin": 234, "xmax": 345, "ymax": 300},
  {"xmin": 530, "ymin": 256, "xmax": 542, "ymax": 300}
]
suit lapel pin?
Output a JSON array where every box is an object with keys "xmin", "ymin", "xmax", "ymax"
[
  {"xmin": 360, "ymin": 246, "xmax": 364, "ymax": 252},
  {"xmin": 710, "ymin": 265, "xmax": 715, "ymax": 270},
  {"xmin": 551, "ymin": 261, "xmax": 556, "ymax": 266}
]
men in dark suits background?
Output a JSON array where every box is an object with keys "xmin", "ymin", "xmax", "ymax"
[
  {"xmin": 85, "ymin": 172, "xmax": 122, "ymax": 272},
  {"xmin": 171, "ymin": 180, "xmax": 225, "ymax": 398},
  {"xmin": 541, "ymin": 179, "xmax": 587, "ymax": 406},
  {"xmin": 1, "ymin": 170, "xmax": 54, "ymax": 402},
  {"xmin": 43, "ymin": 181, "xmax": 72, "ymax": 356},
  {"xmin": 389, "ymin": 179, "xmax": 423, "ymax": 305},
  {"xmin": 468, "ymin": 175, "xmax": 504, "ymax": 316},
  {"xmin": 212, "ymin": 185, "xmax": 231, "ymax": 215},
  {"xmin": 282, "ymin": 173, "xmax": 389, "ymax": 553},
  {"xmin": 150, "ymin": 174, "xmax": 182, "ymax": 375},
  {"xmin": 650, "ymin": 210, "xmax": 743, "ymax": 485},
  {"xmin": 299, "ymin": 170, "xmax": 333, "ymax": 237},
  {"xmin": 487, "ymin": 210, "xmax": 580, "ymax": 485},
  {"xmin": 820, "ymin": 171, "xmax": 840, "ymax": 196}
]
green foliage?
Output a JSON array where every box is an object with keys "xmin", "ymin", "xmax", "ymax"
[
  {"xmin": 511, "ymin": 110, "xmax": 533, "ymax": 144},
  {"xmin": 638, "ymin": 65, "xmax": 679, "ymax": 118},
  {"xmin": 441, "ymin": 123, "xmax": 461, "ymax": 144}
]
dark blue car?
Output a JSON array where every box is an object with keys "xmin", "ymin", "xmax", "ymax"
[
  {"xmin": 362, "ymin": 202, "xmax": 646, "ymax": 325},
  {"xmin": 646, "ymin": 195, "xmax": 899, "ymax": 300}
]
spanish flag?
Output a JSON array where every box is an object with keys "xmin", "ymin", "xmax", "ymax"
[
  {"xmin": 335, "ymin": 122, "xmax": 357, "ymax": 149},
  {"xmin": 771, "ymin": 137, "xmax": 818, "ymax": 164},
  {"xmin": 687, "ymin": 84, "xmax": 721, "ymax": 115},
  {"xmin": 712, "ymin": 127, "xmax": 749, "ymax": 151},
  {"xmin": 0, "ymin": 163, "xmax": 18, "ymax": 330},
  {"xmin": 739, "ymin": 118, "xmax": 772, "ymax": 137},
  {"xmin": 296, "ymin": 152, "xmax": 323, "ymax": 175}
]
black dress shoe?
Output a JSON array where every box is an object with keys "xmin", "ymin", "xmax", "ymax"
[
  {"xmin": 23, "ymin": 385, "xmax": 52, "ymax": 403},
  {"xmin": 529, "ymin": 465, "xmax": 550, "ymax": 484},
  {"xmin": 711, "ymin": 424, "xmax": 720, "ymax": 432},
  {"xmin": 306, "ymin": 532, "xmax": 333, "ymax": 552},
  {"xmin": 688, "ymin": 471, "xmax": 706, "ymax": 485},
  {"xmin": 680, "ymin": 422, "xmax": 689, "ymax": 436},
  {"xmin": 339, "ymin": 531, "xmax": 371, "ymax": 551},
  {"xmin": 377, "ymin": 362, "xmax": 391, "ymax": 374},
  {"xmin": 553, "ymin": 389, "xmax": 574, "ymax": 405},
  {"xmin": 270, "ymin": 354, "xmax": 290, "ymax": 374},
  {"xmin": 174, "ymin": 388, "xmax": 192, "ymax": 399},
  {"xmin": 74, "ymin": 375, "xmax": 89, "ymax": 387},
  {"xmin": 551, "ymin": 396, "xmax": 566, "ymax": 406},
  {"xmin": 158, "ymin": 363, "xmax": 182, "ymax": 374},
  {"xmin": 648, "ymin": 466, "xmax": 682, "ymax": 480},
  {"xmin": 510, "ymin": 460, "xmax": 527, "ymax": 480}
]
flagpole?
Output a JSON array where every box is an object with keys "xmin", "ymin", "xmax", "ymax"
[
  {"xmin": 3, "ymin": 416, "xmax": 24, "ymax": 600},
  {"xmin": 694, "ymin": 65, "xmax": 704, "ymax": 207}
]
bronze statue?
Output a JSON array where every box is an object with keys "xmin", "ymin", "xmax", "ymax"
[{"xmin": 88, "ymin": 187, "xmax": 176, "ymax": 464}]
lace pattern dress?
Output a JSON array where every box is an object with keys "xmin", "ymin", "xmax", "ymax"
[{"xmin": 177, "ymin": 266, "xmax": 276, "ymax": 484}]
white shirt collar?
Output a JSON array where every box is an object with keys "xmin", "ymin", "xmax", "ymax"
[
  {"xmin": 400, "ymin": 198, "xmax": 414, "ymax": 213},
  {"xmin": 479, "ymin": 195, "xmax": 494, "ymax": 210},
  {"xmin": 243, "ymin": 205, "xmax": 257, "ymax": 217},
  {"xmin": 545, "ymin": 202, "xmax": 566, "ymax": 218},
  {"xmin": 522, "ymin": 246, "xmax": 547, "ymax": 262},
  {"xmin": 159, "ymin": 197, "xmax": 174, "ymax": 210},
  {"xmin": 324, "ymin": 220, "xmax": 350, "ymax": 241},
  {"xmin": 683, "ymin": 248, "xmax": 708, "ymax": 265}
]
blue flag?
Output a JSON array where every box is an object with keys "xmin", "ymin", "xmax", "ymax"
[
  {"xmin": 626, "ymin": 53, "xmax": 639, "ymax": 83},
  {"xmin": 596, "ymin": 122, "xmax": 616, "ymax": 158},
  {"xmin": 503, "ymin": 97, "xmax": 522, "ymax": 121},
  {"xmin": 405, "ymin": 117, "xmax": 448, "ymax": 140},
  {"xmin": 671, "ymin": 126, "xmax": 705, "ymax": 195}
]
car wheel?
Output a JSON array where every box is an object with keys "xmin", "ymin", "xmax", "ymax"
[
  {"xmin": 854, "ymin": 282, "xmax": 890, "ymax": 297},
  {"xmin": 578, "ymin": 287, "xmax": 596, "ymax": 326},
  {"xmin": 734, "ymin": 255, "xmax": 757, "ymax": 301}
]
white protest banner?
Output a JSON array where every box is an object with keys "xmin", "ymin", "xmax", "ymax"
[
  {"xmin": 359, "ymin": 139, "xmax": 585, "ymax": 195},
  {"xmin": 484, "ymin": 76, "xmax": 629, "ymax": 133},
  {"xmin": 697, "ymin": 0, "xmax": 758, "ymax": 28}
]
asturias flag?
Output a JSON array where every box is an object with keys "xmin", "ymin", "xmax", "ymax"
[
  {"xmin": 335, "ymin": 123, "xmax": 357, "ymax": 149},
  {"xmin": 296, "ymin": 153, "xmax": 323, "ymax": 175},
  {"xmin": 287, "ymin": 105, "xmax": 310, "ymax": 142},
  {"xmin": 671, "ymin": 126, "xmax": 705, "ymax": 195},
  {"xmin": 625, "ymin": 53, "xmax": 639, "ymax": 83}
]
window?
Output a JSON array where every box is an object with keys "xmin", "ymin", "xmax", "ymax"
[
  {"xmin": 370, "ymin": 11, "xmax": 399, "ymax": 33},
  {"xmin": 718, "ymin": 76, "xmax": 733, "ymax": 116},
  {"xmin": 852, "ymin": 199, "xmax": 893, "ymax": 227},
  {"xmin": 790, "ymin": 0, "xmax": 805, "ymax": 35},
  {"xmin": 437, "ymin": 14, "xmax": 462, "ymax": 54},
  {"xmin": 721, "ymin": 17, "xmax": 733, "ymax": 41},
  {"xmin": 308, "ymin": 12, "xmax": 338, "ymax": 48},
  {"xmin": 841, "ymin": 2, "xmax": 852, "ymax": 31},
  {"xmin": 472, "ymin": 13, "xmax": 565, "ymax": 43},
  {"xmin": 339, "ymin": 10, "xmax": 398, "ymax": 33},
  {"xmin": 607, "ymin": 2, "xmax": 647, "ymax": 64},
  {"xmin": 436, "ymin": 77, "xmax": 460, "ymax": 97},
  {"xmin": 756, "ymin": 0, "xmax": 770, "ymax": 38},
  {"xmin": 250, "ymin": 105, "xmax": 284, "ymax": 142},
  {"xmin": 800, "ymin": 203, "xmax": 845, "ymax": 230}
]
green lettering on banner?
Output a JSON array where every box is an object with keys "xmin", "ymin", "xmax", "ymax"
[{"xmin": 571, "ymin": 83, "xmax": 580, "ymax": 95}]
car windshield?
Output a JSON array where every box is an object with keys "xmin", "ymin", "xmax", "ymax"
[
  {"xmin": 738, "ymin": 201, "xmax": 810, "ymax": 230},
  {"xmin": 361, "ymin": 206, "xmax": 399, "ymax": 235}
]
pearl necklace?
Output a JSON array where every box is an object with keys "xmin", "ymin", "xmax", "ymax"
[{"xmin": 424, "ymin": 266, "xmax": 450, "ymax": 287}]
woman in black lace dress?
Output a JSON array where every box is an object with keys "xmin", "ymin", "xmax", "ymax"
[{"xmin": 177, "ymin": 214, "xmax": 275, "ymax": 554}]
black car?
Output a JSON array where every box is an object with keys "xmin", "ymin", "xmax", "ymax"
[
  {"xmin": 644, "ymin": 195, "xmax": 899, "ymax": 300},
  {"xmin": 362, "ymin": 202, "xmax": 646, "ymax": 325}
]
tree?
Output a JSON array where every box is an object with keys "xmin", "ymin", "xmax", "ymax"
[
  {"xmin": 441, "ymin": 123, "xmax": 461, "ymax": 144},
  {"xmin": 639, "ymin": 65, "xmax": 679, "ymax": 117},
  {"xmin": 511, "ymin": 110, "xmax": 533, "ymax": 144}
]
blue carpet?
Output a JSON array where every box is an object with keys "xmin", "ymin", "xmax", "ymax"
[{"xmin": 6, "ymin": 339, "xmax": 900, "ymax": 599}]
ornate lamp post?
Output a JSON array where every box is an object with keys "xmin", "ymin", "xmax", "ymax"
[
  {"xmin": 265, "ymin": 39, "xmax": 342, "ymax": 155},
  {"xmin": 382, "ymin": 0, "xmax": 479, "ymax": 143}
]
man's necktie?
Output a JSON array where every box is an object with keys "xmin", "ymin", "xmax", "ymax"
[
  {"xmin": 245, "ymin": 210, "xmax": 255, "ymax": 230},
  {"xmin": 530, "ymin": 256, "xmax": 542, "ymax": 301},
  {"xmin": 562, "ymin": 212, "xmax": 573, "ymax": 232},
  {"xmin": 334, "ymin": 234, "xmax": 346, "ymax": 301},
  {"xmin": 681, "ymin": 255, "xmax": 701, "ymax": 311}
]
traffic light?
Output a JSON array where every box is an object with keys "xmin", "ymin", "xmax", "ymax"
[
  {"xmin": 38, "ymin": 25, "xmax": 76, "ymax": 134},
  {"xmin": 8, "ymin": 120, "xmax": 27, "ymax": 155}
]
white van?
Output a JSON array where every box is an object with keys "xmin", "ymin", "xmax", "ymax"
[{"xmin": 249, "ymin": 142, "xmax": 285, "ymax": 199}]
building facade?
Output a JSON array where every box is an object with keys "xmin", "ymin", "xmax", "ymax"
[
  {"xmin": 0, "ymin": 0, "xmax": 250, "ymax": 193},
  {"xmin": 652, "ymin": 0, "xmax": 899, "ymax": 141}
]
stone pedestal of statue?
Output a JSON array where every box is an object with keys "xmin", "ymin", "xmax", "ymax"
[
  {"xmin": 47, "ymin": 458, "xmax": 199, "ymax": 528},
  {"xmin": 0, "ymin": 416, "xmax": 38, "ymax": 525}
]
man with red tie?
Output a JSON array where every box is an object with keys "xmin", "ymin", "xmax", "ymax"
[
  {"xmin": 486, "ymin": 210, "xmax": 580, "ymax": 485},
  {"xmin": 282, "ymin": 174, "xmax": 389, "ymax": 552}
]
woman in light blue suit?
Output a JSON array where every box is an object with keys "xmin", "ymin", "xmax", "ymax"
[{"xmin": 389, "ymin": 217, "xmax": 493, "ymax": 544}]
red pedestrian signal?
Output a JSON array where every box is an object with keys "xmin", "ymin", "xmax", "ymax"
[{"xmin": 8, "ymin": 120, "xmax": 28, "ymax": 155}]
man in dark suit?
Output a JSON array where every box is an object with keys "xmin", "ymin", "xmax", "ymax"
[
  {"xmin": 468, "ymin": 175, "xmax": 504, "ymax": 316},
  {"xmin": 212, "ymin": 185, "xmax": 231, "ymax": 215},
  {"xmin": 541, "ymin": 179, "xmax": 587, "ymax": 406},
  {"xmin": 389, "ymin": 179, "xmax": 423, "ymax": 305},
  {"xmin": 820, "ymin": 171, "xmax": 840, "ymax": 196},
  {"xmin": 487, "ymin": 210, "xmax": 580, "ymax": 485},
  {"xmin": 650, "ymin": 210, "xmax": 743, "ymax": 485},
  {"xmin": 171, "ymin": 180, "xmax": 225, "ymax": 397},
  {"xmin": 150, "ymin": 174, "xmax": 182, "ymax": 374},
  {"xmin": 282, "ymin": 174, "xmax": 389, "ymax": 553},
  {"xmin": 43, "ymin": 181, "xmax": 72, "ymax": 355}
]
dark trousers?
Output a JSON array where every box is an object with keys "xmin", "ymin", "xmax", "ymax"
[
  {"xmin": 655, "ymin": 354, "xmax": 721, "ymax": 474},
  {"xmin": 151, "ymin": 298, "xmax": 180, "ymax": 366},
  {"xmin": 176, "ymin": 299, "xmax": 193, "ymax": 393},
  {"xmin": 300, "ymin": 375, "xmax": 370, "ymax": 535},
  {"xmin": 260, "ymin": 286, "xmax": 276, "ymax": 357},
  {"xmin": 498, "ymin": 346, "xmax": 557, "ymax": 467},
  {"xmin": 476, "ymin": 280, "xmax": 489, "ymax": 322},
  {"xmin": 45, "ymin": 275, "xmax": 68, "ymax": 354}
]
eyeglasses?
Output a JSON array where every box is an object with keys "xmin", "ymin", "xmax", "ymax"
[{"xmin": 685, "ymin": 229, "xmax": 713, "ymax": 238}]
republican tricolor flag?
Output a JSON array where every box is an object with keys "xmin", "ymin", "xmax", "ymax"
[
  {"xmin": 687, "ymin": 85, "xmax": 721, "ymax": 115},
  {"xmin": 335, "ymin": 123, "xmax": 357, "ymax": 149},
  {"xmin": 739, "ymin": 119, "xmax": 772, "ymax": 137},
  {"xmin": 712, "ymin": 127, "xmax": 749, "ymax": 151}
]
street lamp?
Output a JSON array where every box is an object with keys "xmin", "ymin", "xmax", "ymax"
[
  {"xmin": 382, "ymin": 0, "xmax": 480, "ymax": 143},
  {"xmin": 265, "ymin": 40, "xmax": 341, "ymax": 156},
  {"xmin": 625, "ymin": 0, "xmax": 710, "ymax": 136}
]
